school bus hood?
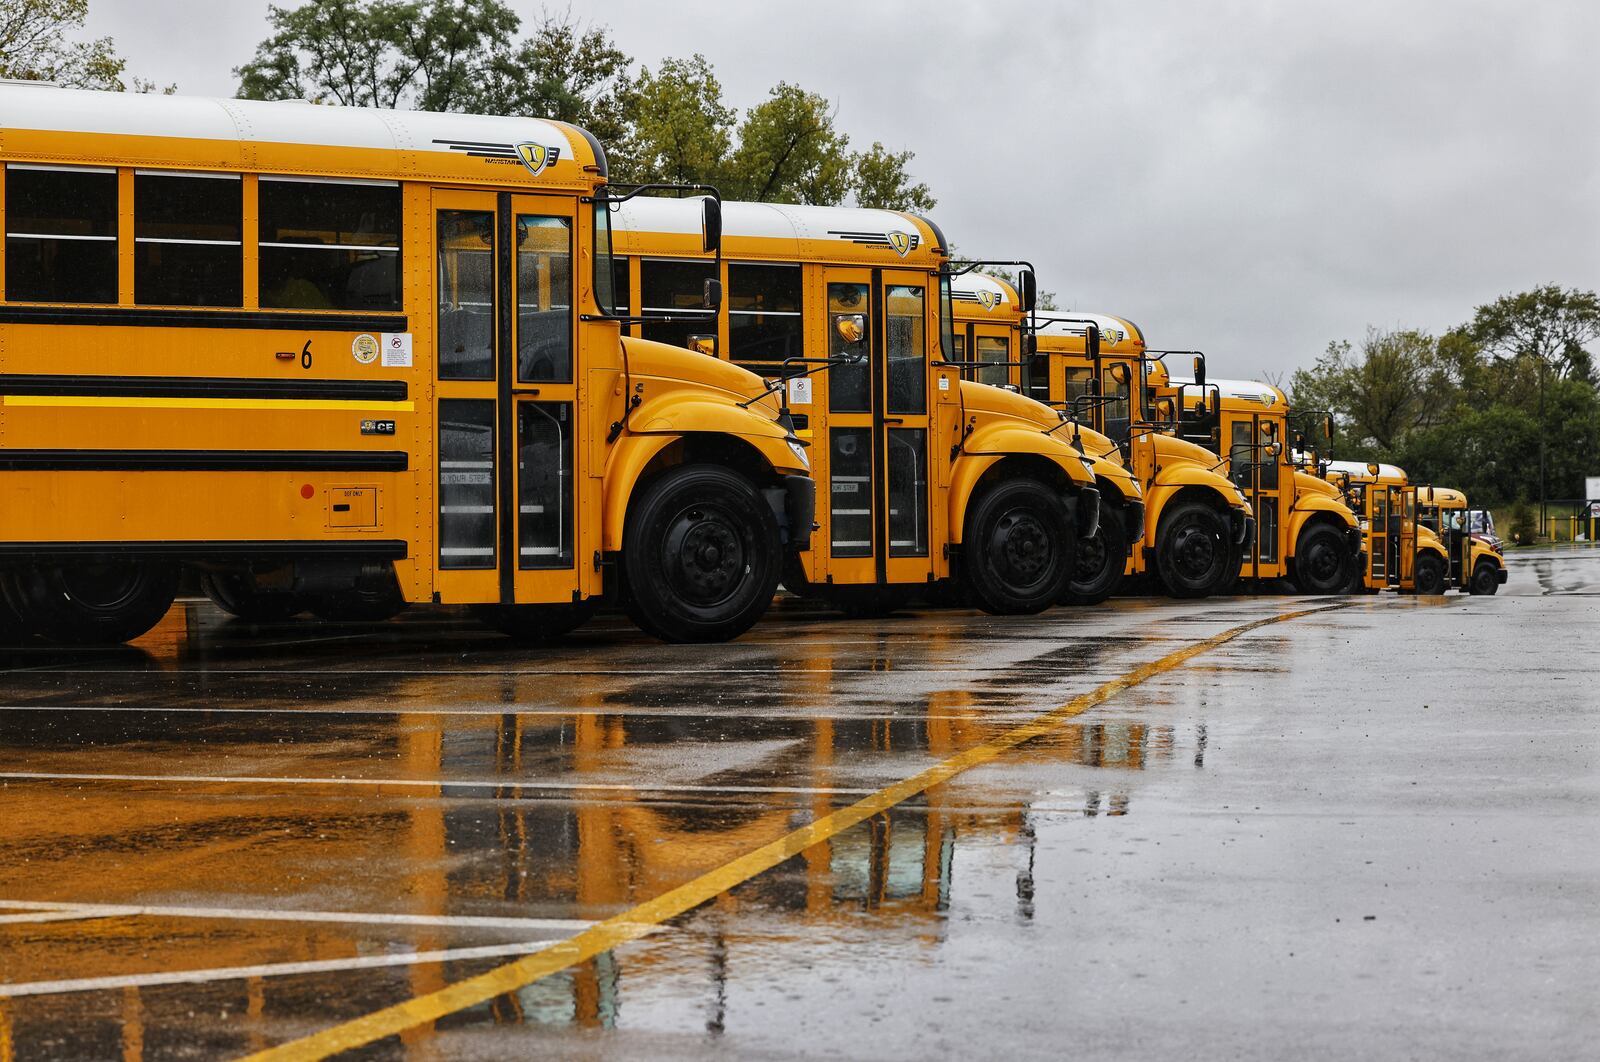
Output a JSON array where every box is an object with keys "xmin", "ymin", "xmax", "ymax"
[
  {"xmin": 1295, "ymin": 469, "xmax": 1342, "ymax": 500},
  {"xmin": 621, "ymin": 336, "xmax": 782, "ymax": 421},
  {"xmin": 1150, "ymin": 432, "xmax": 1220, "ymax": 470},
  {"xmin": 957, "ymin": 379, "xmax": 1058, "ymax": 430}
]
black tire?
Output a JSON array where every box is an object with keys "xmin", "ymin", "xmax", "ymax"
[
  {"xmin": 1154, "ymin": 500, "xmax": 1234, "ymax": 599},
  {"xmin": 309, "ymin": 566, "xmax": 408, "ymax": 622},
  {"xmin": 472, "ymin": 599, "xmax": 600, "ymax": 642},
  {"xmin": 1413, "ymin": 552, "xmax": 1448, "ymax": 596},
  {"xmin": 1063, "ymin": 505, "xmax": 1124, "ymax": 606},
  {"xmin": 622, "ymin": 464, "xmax": 781, "ymax": 643},
  {"xmin": 199, "ymin": 570, "xmax": 305, "ymax": 622},
  {"xmin": 1291, "ymin": 523, "xmax": 1355, "ymax": 595},
  {"xmin": 962, "ymin": 478, "xmax": 1076, "ymax": 615},
  {"xmin": 1468, "ymin": 560, "xmax": 1500, "ymax": 596},
  {"xmin": 0, "ymin": 560, "xmax": 178, "ymax": 645}
]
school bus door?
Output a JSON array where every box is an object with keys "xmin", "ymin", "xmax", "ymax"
[
  {"xmin": 814, "ymin": 267, "xmax": 935, "ymax": 587},
  {"xmin": 431, "ymin": 188, "xmax": 586, "ymax": 606}
]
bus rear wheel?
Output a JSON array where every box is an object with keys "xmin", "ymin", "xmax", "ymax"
[
  {"xmin": 1154, "ymin": 501, "xmax": 1232, "ymax": 599},
  {"xmin": 1413, "ymin": 553, "xmax": 1448, "ymax": 596},
  {"xmin": 963, "ymin": 478, "xmax": 1075, "ymax": 615},
  {"xmin": 1, "ymin": 560, "xmax": 178, "ymax": 645},
  {"xmin": 200, "ymin": 570, "xmax": 306, "ymax": 622},
  {"xmin": 1291, "ymin": 523, "xmax": 1354, "ymax": 595},
  {"xmin": 1468, "ymin": 560, "xmax": 1501, "ymax": 596},
  {"xmin": 472, "ymin": 600, "xmax": 600, "ymax": 642},
  {"xmin": 1063, "ymin": 505, "xmax": 1124, "ymax": 606},
  {"xmin": 622, "ymin": 464, "xmax": 781, "ymax": 643}
]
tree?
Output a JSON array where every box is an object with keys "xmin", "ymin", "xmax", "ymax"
[
  {"xmin": 851, "ymin": 142, "xmax": 935, "ymax": 212},
  {"xmin": 1466, "ymin": 284, "xmax": 1600, "ymax": 384},
  {"xmin": 236, "ymin": 0, "xmax": 519, "ymax": 111},
  {"xmin": 722, "ymin": 83, "xmax": 852, "ymax": 204},
  {"xmin": 1288, "ymin": 327, "xmax": 1456, "ymax": 452},
  {"xmin": 477, "ymin": 8, "xmax": 632, "ymax": 148},
  {"xmin": 0, "ymin": 0, "xmax": 126, "ymax": 90},
  {"xmin": 617, "ymin": 54, "xmax": 735, "ymax": 187}
]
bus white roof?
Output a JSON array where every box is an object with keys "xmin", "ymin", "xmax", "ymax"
[
  {"xmin": 611, "ymin": 197, "xmax": 942, "ymax": 258},
  {"xmin": 1327, "ymin": 459, "xmax": 1408, "ymax": 481},
  {"xmin": 1170, "ymin": 376, "xmax": 1285, "ymax": 407},
  {"xmin": 1032, "ymin": 311, "xmax": 1144, "ymax": 348},
  {"xmin": 0, "ymin": 81, "xmax": 598, "ymax": 183}
]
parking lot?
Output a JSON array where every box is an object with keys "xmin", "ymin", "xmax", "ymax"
[{"xmin": 0, "ymin": 546, "xmax": 1595, "ymax": 1060}]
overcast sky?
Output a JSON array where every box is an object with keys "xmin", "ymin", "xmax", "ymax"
[{"xmin": 87, "ymin": 0, "xmax": 1599, "ymax": 381}]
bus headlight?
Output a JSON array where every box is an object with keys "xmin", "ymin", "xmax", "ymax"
[{"xmin": 786, "ymin": 438, "xmax": 810, "ymax": 469}]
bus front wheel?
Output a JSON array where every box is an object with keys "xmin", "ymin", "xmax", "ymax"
[
  {"xmin": 1290, "ymin": 523, "xmax": 1354, "ymax": 595},
  {"xmin": 1154, "ymin": 501, "xmax": 1232, "ymax": 599},
  {"xmin": 1, "ymin": 560, "xmax": 178, "ymax": 645},
  {"xmin": 963, "ymin": 478, "xmax": 1075, "ymax": 615},
  {"xmin": 1413, "ymin": 553, "xmax": 1448, "ymax": 596},
  {"xmin": 622, "ymin": 464, "xmax": 781, "ymax": 643},
  {"xmin": 1063, "ymin": 504, "xmax": 1124, "ymax": 606},
  {"xmin": 200, "ymin": 570, "xmax": 306, "ymax": 622},
  {"xmin": 1468, "ymin": 560, "xmax": 1501, "ymax": 596}
]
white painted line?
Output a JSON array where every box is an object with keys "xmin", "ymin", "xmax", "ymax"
[
  {"xmin": 0, "ymin": 909, "xmax": 136, "ymax": 925},
  {"xmin": 0, "ymin": 939, "xmax": 569, "ymax": 998},
  {"xmin": 0, "ymin": 770, "xmax": 882, "ymax": 797},
  {"xmin": 0, "ymin": 899, "xmax": 594, "ymax": 933}
]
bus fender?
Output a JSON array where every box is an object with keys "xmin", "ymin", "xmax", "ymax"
[
  {"xmin": 1141, "ymin": 464, "xmax": 1245, "ymax": 550},
  {"xmin": 961, "ymin": 423, "xmax": 1096, "ymax": 488},
  {"xmin": 1286, "ymin": 495, "xmax": 1358, "ymax": 559},
  {"xmin": 946, "ymin": 448, "xmax": 1095, "ymax": 543}
]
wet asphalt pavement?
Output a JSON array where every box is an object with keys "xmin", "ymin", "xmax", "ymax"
[{"xmin": 0, "ymin": 547, "xmax": 1596, "ymax": 1060}]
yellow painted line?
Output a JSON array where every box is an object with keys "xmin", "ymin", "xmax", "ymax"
[
  {"xmin": 1, "ymin": 396, "xmax": 414, "ymax": 413},
  {"xmin": 243, "ymin": 602, "xmax": 1348, "ymax": 1061}
]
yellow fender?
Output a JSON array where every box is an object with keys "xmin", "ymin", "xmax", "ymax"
[
  {"xmin": 1286, "ymin": 495, "xmax": 1358, "ymax": 560},
  {"xmin": 1140, "ymin": 464, "xmax": 1242, "ymax": 550},
  {"xmin": 599, "ymin": 396, "xmax": 807, "ymax": 553},
  {"xmin": 946, "ymin": 424, "xmax": 1093, "ymax": 542}
]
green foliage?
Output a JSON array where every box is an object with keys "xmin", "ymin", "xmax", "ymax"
[
  {"xmin": 233, "ymin": 2, "xmax": 936, "ymax": 209},
  {"xmin": 1508, "ymin": 494, "xmax": 1536, "ymax": 546},
  {"xmin": 724, "ymin": 83, "xmax": 852, "ymax": 204},
  {"xmin": 1304, "ymin": 287, "xmax": 1600, "ymax": 510},
  {"xmin": 617, "ymin": 54, "xmax": 735, "ymax": 186},
  {"xmin": 851, "ymin": 142, "xmax": 936, "ymax": 212},
  {"xmin": 0, "ymin": 0, "xmax": 127, "ymax": 89}
]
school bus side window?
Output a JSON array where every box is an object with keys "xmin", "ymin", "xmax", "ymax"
[
  {"xmin": 135, "ymin": 171, "xmax": 242, "ymax": 307},
  {"xmin": 640, "ymin": 259, "xmax": 717, "ymax": 350},
  {"xmin": 3, "ymin": 165, "xmax": 118, "ymax": 304},
  {"xmin": 728, "ymin": 263, "xmax": 802, "ymax": 364},
  {"xmin": 259, "ymin": 178, "xmax": 401, "ymax": 311}
]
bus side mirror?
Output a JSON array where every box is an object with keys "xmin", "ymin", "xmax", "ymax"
[
  {"xmin": 688, "ymin": 334, "xmax": 717, "ymax": 356},
  {"xmin": 1018, "ymin": 268, "xmax": 1037, "ymax": 313},
  {"xmin": 1192, "ymin": 398, "xmax": 1208, "ymax": 418},
  {"xmin": 1366, "ymin": 462, "xmax": 1380, "ymax": 476},
  {"xmin": 1110, "ymin": 361, "xmax": 1131, "ymax": 385},
  {"xmin": 1022, "ymin": 333, "xmax": 1037, "ymax": 356},
  {"xmin": 1192, "ymin": 355, "xmax": 1206, "ymax": 388},
  {"xmin": 835, "ymin": 314, "xmax": 866, "ymax": 344},
  {"xmin": 1262, "ymin": 420, "xmax": 1276, "ymax": 436},
  {"xmin": 1325, "ymin": 414, "xmax": 1335, "ymax": 439},
  {"xmin": 703, "ymin": 278, "xmax": 722, "ymax": 311},
  {"xmin": 1267, "ymin": 442, "xmax": 1283, "ymax": 458},
  {"xmin": 1157, "ymin": 398, "xmax": 1175, "ymax": 423},
  {"xmin": 701, "ymin": 197, "xmax": 722, "ymax": 254}
]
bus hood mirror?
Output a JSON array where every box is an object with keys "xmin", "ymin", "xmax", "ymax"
[
  {"xmin": 1366, "ymin": 461, "xmax": 1380, "ymax": 476},
  {"xmin": 1192, "ymin": 355, "xmax": 1206, "ymax": 388},
  {"xmin": 835, "ymin": 314, "xmax": 866, "ymax": 344},
  {"xmin": 702, "ymin": 278, "xmax": 722, "ymax": 310}
]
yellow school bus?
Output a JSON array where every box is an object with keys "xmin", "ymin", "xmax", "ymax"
[
  {"xmin": 608, "ymin": 199, "xmax": 1103, "ymax": 615},
  {"xmin": 0, "ymin": 84, "xmax": 815, "ymax": 645},
  {"xmin": 949, "ymin": 272, "xmax": 1143, "ymax": 604},
  {"xmin": 993, "ymin": 303, "xmax": 1251, "ymax": 598},
  {"xmin": 1167, "ymin": 378, "xmax": 1362, "ymax": 594},
  {"xmin": 1325, "ymin": 462, "xmax": 1506, "ymax": 595}
]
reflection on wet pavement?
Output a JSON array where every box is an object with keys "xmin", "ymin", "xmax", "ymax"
[{"xmin": 1, "ymin": 558, "xmax": 1597, "ymax": 1059}]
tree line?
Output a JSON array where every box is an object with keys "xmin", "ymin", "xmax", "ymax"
[
  {"xmin": 231, "ymin": 0, "xmax": 935, "ymax": 210},
  {"xmin": 1288, "ymin": 285, "xmax": 1600, "ymax": 510}
]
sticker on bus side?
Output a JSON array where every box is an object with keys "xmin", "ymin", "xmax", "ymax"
[
  {"xmin": 788, "ymin": 377, "xmax": 813, "ymax": 405},
  {"xmin": 352, "ymin": 334, "xmax": 379, "ymax": 364},
  {"xmin": 381, "ymin": 333, "xmax": 413, "ymax": 368},
  {"xmin": 361, "ymin": 419, "xmax": 397, "ymax": 436}
]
